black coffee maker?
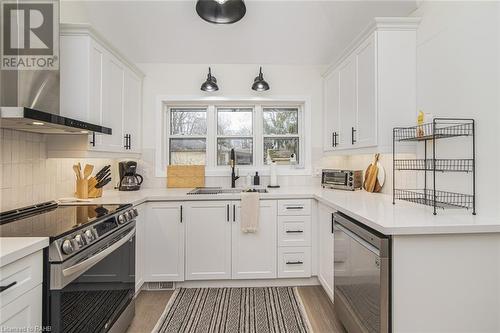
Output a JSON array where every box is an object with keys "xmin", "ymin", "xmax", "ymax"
[{"xmin": 118, "ymin": 161, "xmax": 143, "ymax": 191}]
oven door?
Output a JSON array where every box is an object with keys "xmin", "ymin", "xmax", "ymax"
[
  {"xmin": 50, "ymin": 224, "xmax": 135, "ymax": 333},
  {"xmin": 323, "ymin": 171, "xmax": 348, "ymax": 187}
]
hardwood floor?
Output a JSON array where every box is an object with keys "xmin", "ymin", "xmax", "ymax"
[{"xmin": 126, "ymin": 286, "xmax": 346, "ymax": 333}]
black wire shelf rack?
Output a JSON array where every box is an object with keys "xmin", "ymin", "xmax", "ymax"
[
  {"xmin": 393, "ymin": 118, "xmax": 476, "ymax": 215},
  {"xmin": 394, "ymin": 159, "xmax": 474, "ymax": 172},
  {"xmin": 394, "ymin": 189, "xmax": 474, "ymax": 210},
  {"xmin": 394, "ymin": 121, "xmax": 474, "ymax": 142}
]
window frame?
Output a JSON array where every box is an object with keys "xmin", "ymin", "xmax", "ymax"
[
  {"xmin": 157, "ymin": 97, "xmax": 310, "ymax": 177},
  {"xmin": 165, "ymin": 106, "xmax": 209, "ymax": 166},
  {"xmin": 215, "ymin": 106, "xmax": 255, "ymax": 166}
]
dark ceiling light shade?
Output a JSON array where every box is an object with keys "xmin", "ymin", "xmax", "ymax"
[
  {"xmin": 201, "ymin": 67, "xmax": 219, "ymax": 92},
  {"xmin": 252, "ymin": 67, "xmax": 270, "ymax": 92},
  {"xmin": 196, "ymin": 0, "xmax": 246, "ymax": 24}
]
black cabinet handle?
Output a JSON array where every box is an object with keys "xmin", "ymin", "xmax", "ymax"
[
  {"xmin": 90, "ymin": 132, "xmax": 96, "ymax": 147},
  {"xmin": 332, "ymin": 132, "xmax": 335, "ymax": 147},
  {"xmin": 286, "ymin": 261, "xmax": 304, "ymax": 265},
  {"xmin": 0, "ymin": 281, "xmax": 16, "ymax": 293},
  {"xmin": 286, "ymin": 206, "xmax": 304, "ymax": 210},
  {"xmin": 286, "ymin": 230, "xmax": 304, "ymax": 233},
  {"xmin": 351, "ymin": 127, "xmax": 356, "ymax": 145},
  {"xmin": 233, "ymin": 205, "xmax": 236, "ymax": 222},
  {"xmin": 180, "ymin": 205, "xmax": 183, "ymax": 223},
  {"xmin": 331, "ymin": 213, "xmax": 334, "ymax": 234},
  {"xmin": 227, "ymin": 204, "xmax": 230, "ymax": 222}
]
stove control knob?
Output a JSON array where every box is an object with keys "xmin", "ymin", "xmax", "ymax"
[
  {"xmin": 84, "ymin": 229, "xmax": 95, "ymax": 242},
  {"xmin": 133, "ymin": 208, "xmax": 139, "ymax": 217},
  {"xmin": 118, "ymin": 214, "xmax": 126, "ymax": 224},
  {"xmin": 62, "ymin": 240, "xmax": 74, "ymax": 255},
  {"xmin": 74, "ymin": 234, "xmax": 86, "ymax": 247},
  {"xmin": 126, "ymin": 211, "xmax": 133, "ymax": 220}
]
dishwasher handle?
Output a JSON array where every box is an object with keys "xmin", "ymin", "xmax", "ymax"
[{"xmin": 334, "ymin": 223, "xmax": 380, "ymax": 256}]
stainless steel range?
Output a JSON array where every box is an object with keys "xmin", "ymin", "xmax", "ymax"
[{"xmin": 0, "ymin": 202, "xmax": 138, "ymax": 333}]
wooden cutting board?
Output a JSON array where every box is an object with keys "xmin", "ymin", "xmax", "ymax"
[
  {"xmin": 167, "ymin": 165, "xmax": 205, "ymax": 188},
  {"xmin": 363, "ymin": 154, "xmax": 380, "ymax": 193}
]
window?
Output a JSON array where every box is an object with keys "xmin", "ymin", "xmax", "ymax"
[
  {"xmin": 164, "ymin": 102, "xmax": 304, "ymax": 172},
  {"xmin": 168, "ymin": 108, "xmax": 207, "ymax": 165},
  {"xmin": 263, "ymin": 108, "xmax": 300, "ymax": 165},
  {"xmin": 217, "ymin": 108, "xmax": 253, "ymax": 165}
]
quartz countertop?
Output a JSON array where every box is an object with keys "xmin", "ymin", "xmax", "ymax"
[
  {"xmin": 59, "ymin": 187, "xmax": 500, "ymax": 236},
  {"xmin": 0, "ymin": 237, "xmax": 49, "ymax": 267}
]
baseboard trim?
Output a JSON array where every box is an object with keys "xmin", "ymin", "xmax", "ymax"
[{"xmin": 168, "ymin": 276, "xmax": 320, "ymax": 288}]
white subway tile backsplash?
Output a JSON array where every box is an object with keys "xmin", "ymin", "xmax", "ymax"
[{"xmin": 0, "ymin": 129, "xmax": 115, "ymax": 211}]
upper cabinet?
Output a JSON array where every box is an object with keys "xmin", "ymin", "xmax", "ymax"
[
  {"xmin": 323, "ymin": 18, "xmax": 420, "ymax": 153},
  {"xmin": 52, "ymin": 24, "xmax": 144, "ymax": 157}
]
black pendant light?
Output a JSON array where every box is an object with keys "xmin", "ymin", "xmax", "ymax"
[
  {"xmin": 196, "ymin": 0, "xmax": 246, "ymax": 24},
  {"xmin": 252, "ymin": 67, "xmax": 270, "ymax": 91},
  {"xmin": 201, "ymin": 67, "xmax": 219, "ymax": 92}
]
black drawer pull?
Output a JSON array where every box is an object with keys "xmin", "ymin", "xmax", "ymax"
[
  {"xmin": 0, "ymin": 281, "xmax": 17, "ymax": 293},
  {"xmin": 286, "ymin": 206, "xmax": 304, "ymax": 210},
  {"xmin": 286, "ymin": 261, "xmax": 303, "ymax": 265},
  {"xmin": 286, "ymin": 230, "xmax": 304, "ymax": 233}
]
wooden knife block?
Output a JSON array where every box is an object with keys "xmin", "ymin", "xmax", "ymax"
[
  {"xmin": 75, "ymin": 177, "xmax": 102, "ymax": 199},
  {"xmin": 88, "ymin": 177, "xmax": 103, "ymax": 198}
]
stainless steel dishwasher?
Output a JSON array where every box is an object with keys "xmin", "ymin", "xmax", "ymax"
[{"xmin": 333, "ymin": 212, "xmax": 391, "ymax": 333}]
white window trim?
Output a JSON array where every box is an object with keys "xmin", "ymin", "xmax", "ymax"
[{"xmin": 155, "ymin": 95, "xmax": 312, "ymax": 177}]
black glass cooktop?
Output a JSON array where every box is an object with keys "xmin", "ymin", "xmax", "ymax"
[{"xmin": 0, "ymin": 201, "xmax": 130, "ymax": 240}]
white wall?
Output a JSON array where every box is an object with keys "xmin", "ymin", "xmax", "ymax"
[
  {"xmin": 411, "ymin": 1, "xmax": 500, "ymax": 217},
  {"xmin": 137, "ymin": 63, "xmax": 325, "ymax": 188}
]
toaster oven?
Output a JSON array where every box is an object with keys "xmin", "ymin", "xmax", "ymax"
[{"xmin": 322, "ymin": 169, "xmax": 363, "ymax": 191}]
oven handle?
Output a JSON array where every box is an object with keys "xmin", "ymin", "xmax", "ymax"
[
  {"xmin": 62, "ymin": 227, "xmax": 136, "ymax": 277},
  {"xmin": 334, "ymin": 223, "xmax": 380, "ymax": 256}
]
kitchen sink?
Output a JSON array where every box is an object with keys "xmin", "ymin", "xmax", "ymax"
[{"xmin": 187, "ymin": 187, "xmax": 268, "ymax": 195}]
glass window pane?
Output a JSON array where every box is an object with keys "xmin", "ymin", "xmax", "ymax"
[
  {"xmin": 170, "ymin": 109, "xmax": 207, "ymax": 135},
  {"xmin": 217, "ymin": 108, "xmax": 253, "ymax": 136},
  {"xmin": 169, "ymin": 138, "xmax": 206, "ymax": 165},
  {"xmin": 263, "ymin": 108, "xmax": 298, "ymax": 135},
  {"xmin": 217, "ymin": 138, "xmax": 253, "ymax": 165},
  {"xmin": 264, "ymin": 137, "xmax": 299, "ymax": 165}
]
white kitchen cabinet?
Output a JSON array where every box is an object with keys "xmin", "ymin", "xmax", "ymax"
[
  {"xmin": 134, "ymin": 204, "xmax": 145, "ymax": 292},
  {"xmin": 232, "ymin": 200, "xmax": 277, "ymax": 279},
  {"xmin": 0, "ymin": 286, "xmax": 42, "ymax": 329},
  {"xmin": 323, "ymin": 70, "xmax": 340, "ymax": 150},
  {"xmin": 185, "ymin": 201, "xmax": 232, "ymax": 280},
  {"xmin": 318, "ymin": 203, "xmax": 334, "ymax": 301},
  {"xmin": 277, "ymin": 247, "xmax": 311, "ymax": 278},
  {"xmin": 0, "ymin": 251, "xmax": 43, "ymax": 331},
  {"xmin": 337, "ymin": 57, "xmax": 357, "ymax": 149},
  {"xmin": 323, "ymin": 18, "xmax": 419, "ymax": 153},
  {"xmin": 56, "ymin": 24, "xmax": 144, "ymax": 157},
  {"xmin": 144, "ymin": 202, "xmax": 185, "ymax": 282}
]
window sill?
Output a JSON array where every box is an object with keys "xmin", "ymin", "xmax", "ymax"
[{"xmin": 155, "ymin": 166, "xmax": 312, "ymax": 178}]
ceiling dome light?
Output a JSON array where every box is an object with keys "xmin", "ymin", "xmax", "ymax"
[
  {"xmin": 252, "ymin": 67, "xmax": 270, "ymax": 92},
  {"xmin": 196, "ymin": 0, "xmax": 246, "ymax": 24},
  {"xmin": 201, "ymin": 67, "xmax": 219, "ymax": 92}
]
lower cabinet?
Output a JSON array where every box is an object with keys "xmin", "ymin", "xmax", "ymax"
[
  {"xmin": 232, "ymin": 200, "xmax": 277, "ymax": 279},
  {"xmin": 318, "ymin": 203, "xmax": 335, "ymax": 300},
  {"xmin": 144, "ymin": 202, "xmax": 185, "ymax": 282},
  {"xmin": 0, "ymin": 286, "xmax": 42, "ymax": 329},
  {"xmin": 185, "ymin": 201, "xmax": 232, "ymax": 280}
]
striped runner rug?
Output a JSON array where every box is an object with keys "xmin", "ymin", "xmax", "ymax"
[{"xmin": 152, "ymin": 287, "xmax": 312, "ymax": 333}]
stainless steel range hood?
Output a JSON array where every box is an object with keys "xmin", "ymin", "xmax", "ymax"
[{"xmin": 0, "ymin": 9, "xmax": 111, "ymax": 135}]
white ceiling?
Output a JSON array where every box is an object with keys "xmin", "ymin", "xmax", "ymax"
[{"xmin": 61, "ymin": 1, "xmax": 417, "ymax": 65}]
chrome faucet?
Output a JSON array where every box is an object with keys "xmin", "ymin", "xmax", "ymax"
[{"xmin": 230, "ymin": 148, "xmax": 239, "ymax": 188}]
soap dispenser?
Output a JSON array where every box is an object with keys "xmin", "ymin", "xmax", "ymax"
[{"xmin": 253, "ymin": 172, "xmax": 260, "ymax": 186}]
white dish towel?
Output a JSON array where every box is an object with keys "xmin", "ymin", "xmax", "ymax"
[{"xmin": 240, "ymin": 192, "xmax": 260, "ymax": 233}]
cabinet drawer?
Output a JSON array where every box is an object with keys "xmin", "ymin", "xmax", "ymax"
[
  {"xmin": 0, "ymin": 285, "xmax": 42, "ymax": 329},
  {"xmin": 278, "ymin": 216, "xmax": 311, "ymax": 247},
  {"xmin": 278, "ymin": 200, "xmax": 311, "ymax": 216},
  {"xmin": 0, "ymin": 251, "xmax": 43, "ymax": 308},
  {"xmin": 278, "ymin": 247, "xmax": 311, "ymax": 278}
]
